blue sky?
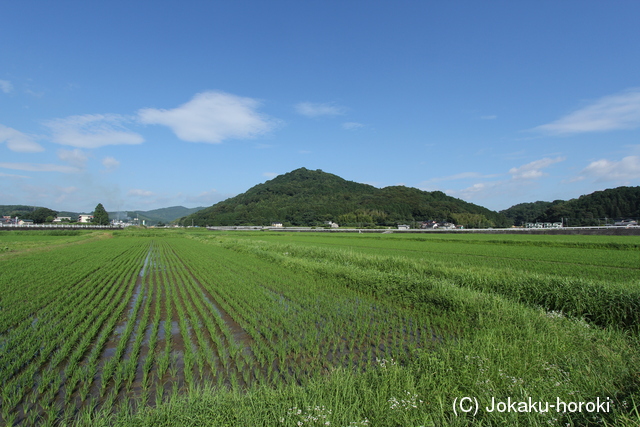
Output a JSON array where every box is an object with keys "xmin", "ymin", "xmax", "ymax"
[{"xmin": 1, "ymin": 1, "xmax": 639, "ymax": 213}]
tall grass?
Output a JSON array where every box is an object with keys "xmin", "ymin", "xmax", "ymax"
[
  {"xmin": 2, "ymin": 231, "xmax": 639, "ymax": 426},
  {"xmin": 209, "ymin": 236, "xmax": 640, "ymax": 330}
]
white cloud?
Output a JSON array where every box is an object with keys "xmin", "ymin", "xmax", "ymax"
[
  {"xmin": 532, "ymin": 88, "xmax": 640, "ymax": 135},
  {"xmin": 295, "ymin": 102, "xmax": 346, "ymax": 118},
  {"xmin": 25, "ymin": 89, "xmax": 44, "ymax": 98},
  {"xmin": 509, "ymin": 157, "xmax": 565, "ymax": 180},
  {"xmin": 0, "ymin": 172, "xmax": 30, "ymax": 179},
  {"xmin": 449, "ymin": 177, "xmax": 528, "ymax": 201},
  {"xmin": 52, "ymin": 186, "xmax": 80, "ymax": 206},
  {"xmin": 128, "ymin": 189, "xmax": 155, "ymax": 197},
  {"xmin": 0, "ymin": 124, "xmax": 45, "ymax": 152},
  {"xmin": 45, "ymin": 114, "xmax": 144, "ymax": 148},
  {"xmin": 580, "ymin": 156, "xmax": 640, "ymax": 182},
  {"xmin": 342, "ymin": 122, "xmax": 364, "ymax": 130},
  {"xmin": 2, "ymin": 183, "xmax": 85, "ymax": 211},
  {"xmin": 57, "ymin": 148, "xmax": 89, "ymax": 169},
  {"xmin": 263, "ymin": 172, "xmax": 278, "ymax": 178},
  {"xmin": 0, "ymin": 80, "xmax": 13, "ymax": 93},
  {"xmin": 0, "ymin": 162, "xmax": 81, "ymax": 173},
  {"xmin": 138, "ymin": 91, "xmax": 276, "ymax": 143},
  {"xmin": 102, "ymin": 156, "xmax": 120, "ymax": 171},
  {"xmin": 430, "ymin": 157, "xmax": 567, "ymax": 209},
  {"xmin": 456, "ymin": 182, "xmax": 491, "ymax": 197},
  {"xmin": 423, "ymin": 172, "xmax": 501, "ymax": 184},
  {"xmin": 184, "ymin": 189, "xmax": 229, "ymax": 205}
]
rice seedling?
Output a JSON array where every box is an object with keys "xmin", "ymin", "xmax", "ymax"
[{"xmin": 2, "ymin": 230, "xmax": 639, "ymax": 425}]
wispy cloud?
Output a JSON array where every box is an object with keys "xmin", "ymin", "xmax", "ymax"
[
  {"xmin": 423, "ymin": 172, "xmax": 501, "ymax": 184},
  {"xmin": 57, "ymin": 148, "xmax": 89, "ymax": 169},
  {"xmin": 102, "ymin": 156, "xmax": 120, "ymax": 171},
  {"xmin": 508, "ymin": 157, "xmax": 565, "ymax": 180},
  {"xmin": 25, "ymin": 89, "xmax": 44, "ymax": 98},
  {"xmin": 431, "ymin": 157, "xmax": 566, "ymax": 209},
  {"xmin": 532, "ymin": 88, "xmax": 640, "ymax": 135},
  {"xmin": 455, "ymin": 182, "xmax": 496, "ymax": 198},
  {"xmin": 45, "ymin": 114, "xmax": 144, "ymax": 148},
  {"xmin": 0, "ymin": 172, "xmax": 30, "ymax": 179},
  {"xmin": 263, "ymin": 172, "xmax": 278, "ymax": 178},
  {"xmin": 184, "ymin": 189, "xmax": 229, "ymax": 205},
  {"xmin": 579, "ymin": 156, "xmax": 640, "ymax": 182},
  {"xmin": 295, "ymin": 102, "xmax": 346, "ymax": 118},
  {"xmin": 0, "ymin": 80, "xmax": 13, "ymax": 93},
  {"xmin": 127, "ymin": 189, "xmax": 155, "ymax": 197},
  {"xmin": 0, "ymin": 124, "xmax": 45, "ymax": 152},
  {"xmin": 51, "ymin": 186, "xmax": 80, "ymax": 207},
  {"xmin": 0, "ymin": 162, "xmax": 81, "ymax": 173},
  {"xmin": 342, "ymin": 122, "xmax": 364, "ymax": 130},
  {"xmin": 138, "ymin": 91, "xmax": 277, "ymax": 144}
]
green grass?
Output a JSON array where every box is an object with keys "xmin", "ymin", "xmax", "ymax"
[
  {"xmin": 202, "ymin": 233, "xmax": 640, "ymax": 330},
  {"xmin": 1, "ymin": 230, "xmax": 639, "ymax": 426},
  {"xmin": 0, "ymin": 229, "xmax": 103, "ymax": 254}
]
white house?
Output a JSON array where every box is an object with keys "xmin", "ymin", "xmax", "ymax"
[{"xmin": 78, "ymin": 214, "xmax": 94, "ymax": 223}]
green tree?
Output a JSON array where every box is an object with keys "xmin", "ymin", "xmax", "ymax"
[
  {"xmin": 92, "ymin": 203, "xmax": 110, "ymax": 225},
  {"xmin": 30, "ymin": 207, "xmax": 58, "ymax": 224}
]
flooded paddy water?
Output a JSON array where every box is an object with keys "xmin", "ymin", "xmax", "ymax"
[{"xmin": 0, "ymin": 236, "xmax": 441, "ymax": 426}]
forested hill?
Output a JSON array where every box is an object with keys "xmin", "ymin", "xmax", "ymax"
[
  {"xmin": 0, "ymin": 205, "xmax": 46, "ymax": 216},
  {"xmin": 498, "ymin": 201, "xmax": 556, "ymax": 226},
  {"xmin": 501, "ymin": 186, "xmax": 640, "ymax": 226},
  {"xmin": 120, "ymin": 206, "xmax": 205, "ymax": 225},
  {"xmin": 179, "ymin": 168, "xmax": 512, "ymax": 228}
]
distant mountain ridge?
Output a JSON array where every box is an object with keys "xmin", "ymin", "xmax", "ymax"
[
  {"xmin": 112, "ymin": 206, "xmax": 206, "ymax": 225},
  {"xmin": 500, "ymin": 186, "xmax": 640, "ymax": 226},
  {"xmin": 180, "ymin": 168, "xmax": 512, "ymax": 228},
  {"xmin": 0, "ymin": 205, "xmax": 43, "ymax": 217},
  {"xmin": 4, "ymin": 180, "xmax": 638, "ymax": 228},
  {"xmin": 0, "ymin": 205, "xmax": 204, "ymax": 225}
]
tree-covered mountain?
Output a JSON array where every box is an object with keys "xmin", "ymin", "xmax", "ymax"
[
  {"xmin": 0, "ymin": 205, "xmax": 44, "ymax": 217},
  {"xmin": 0, "ymin": 205, "xmax": 59, "ymax": 223},
  {"xmin": 179, "ymin": 168, "xmax": 512, "ymax": 228},
  {"xmin": 499, "ymin": 201, "xmax": 557, "ymax": 226},
  {"xmin": 6, "ymin": 179, "xmax": 636, "ymax": 228},
  {"xmin": 501, "ymin": 186, "xmax": 640, "ymax": 226},
  {"xmin": 111, "ymin": 206, "xmax": 205, "ymax": 225},
  {"xmin": 1, "ymin": 205, "xmax": 204, "ymax": 225}
]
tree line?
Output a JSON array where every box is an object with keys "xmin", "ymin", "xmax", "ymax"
[
  {"xmin": 501, "ymin": 186, "xmax": 640, "ymax": 226},
  {"xmin": 180, "ymin": 168, "xmax": 512, "ymax": 228}
]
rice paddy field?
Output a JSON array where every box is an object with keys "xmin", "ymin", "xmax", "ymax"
[{"xmin": 1, "ymin": 228, "xmax": 639, "ymax": 426}]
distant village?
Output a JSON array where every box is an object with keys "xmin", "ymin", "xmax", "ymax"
[
  {"xmin": 0, "ymin": 214, "xmax": 143, "ymax": 227},
  {"xmin": 2, "ymin": 215, "xmax": 637, "ymax": 230},
  {"xmin": 232, "ymin": 219, "xmax": 638, "ymax": 231}
]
